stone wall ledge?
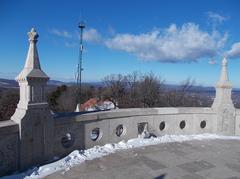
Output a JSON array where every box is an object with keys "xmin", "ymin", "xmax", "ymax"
[
  {"xmin": 0, "ymin": 120, "xmax": 19, "ymax": 135},
  {"xmin": 52, "ymin": 107, "xmax": 216, "ymax": 123}
]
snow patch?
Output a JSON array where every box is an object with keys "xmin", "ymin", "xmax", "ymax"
[{"xmin": 3, "ymin": 134, "xmax": 240, "ymax": 179}]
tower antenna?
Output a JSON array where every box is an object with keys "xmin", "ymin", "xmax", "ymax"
[{"xmin": 75, "ymin": 21, "xmax": 85, "ymax": 112}]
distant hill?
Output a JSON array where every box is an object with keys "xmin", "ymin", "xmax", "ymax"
[
  {"xmin": 1, "ymin": 78, "xmax": 239, "ymax": 92},
  {"xmin": 47, "ymin": 80, "xmax": 66, "ymax": 86},
  {"xmin": 0, "ymin": 78, "xmax": 67, "ymax": 89},
  {"xmin": 0, "ymin": 78, "xmax": 18, "ymax": 88},
  {"xmin": 0, "ymin": 78, "xmax": 103, "ymax": 89},
  {"xmin": 164, "ymin": 84, "xmax": 215, "ymax": 92}
]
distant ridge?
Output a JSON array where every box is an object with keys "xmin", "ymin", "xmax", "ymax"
[
  {"xmin": 0, "ymin": 78, "xmax": 65, "ymax": 88},
  {"xmin": 0, "ymin": 78, "xmax": 18, "ymax": 88},
  {"xmin": 0, "ymin": 78, "xmax": 239, "ymax": 92},
  {"xmin": 0, "ymin": 78, "xmax": 103, "ymax": 89}
]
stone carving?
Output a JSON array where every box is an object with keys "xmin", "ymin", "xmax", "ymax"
[
  {"xmin": 212, "ymin": 57, "xmax": 233, "ymax": 110},
  {"xmin": 28, "ymin": 28, "xmax": 39, "ymax": 42},
  {"xmin": 10, "ymin": 28, "xmax": 54, "ymax": 171}
]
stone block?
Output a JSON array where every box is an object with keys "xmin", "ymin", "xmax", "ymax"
[{"xmin": 0, "ymin": 121, "xmax": 19, "ymax": 176}]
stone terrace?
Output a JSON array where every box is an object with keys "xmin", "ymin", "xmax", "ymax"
[{"xmin": 46, "ymin": 139, "xmax": 240, "ymax": 179}]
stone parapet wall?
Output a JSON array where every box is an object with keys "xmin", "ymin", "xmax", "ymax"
[
  {"xmin": 234, "ymin": 109, "xmax": 240, "ymax": 135},
  {"xmin": 0, "ymin": 28, "xmax": 239, "ymax": 177},
  {"xmin": 53, "ymin": 116, "xmax": 84, "ymax": 158},
  {"xmin": 0, "ymin": 104, "xmax": 234, "ymax": 176},
  {"xmin": 52, "ymin": 107, "xmax": 218, "ymax": 155},
  {"xmin": 0, "ymin": 106, "xmax": 229, "ymax": 176},
  {"xmin": 0, "ymin": 121, "xmax": 19, "ymax": 176}
]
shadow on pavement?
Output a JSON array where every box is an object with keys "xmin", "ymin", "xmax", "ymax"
[{"xmin": 154, "ymin": 174, "xmax": 166, "ymax": 179}]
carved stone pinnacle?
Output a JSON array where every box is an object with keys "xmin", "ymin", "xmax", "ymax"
[{"xmin": 28, "ymin": 28, "xmax": 39, "ymax": 42}]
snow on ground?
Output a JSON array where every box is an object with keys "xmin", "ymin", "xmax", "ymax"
[{"xmin": 4, "ymin": 133, "xmax": 240, "ymax": 179}]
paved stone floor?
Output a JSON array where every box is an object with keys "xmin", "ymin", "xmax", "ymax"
[{"xmin": 45, "ymin": 139, "xmax": 240, "ymax": 179}]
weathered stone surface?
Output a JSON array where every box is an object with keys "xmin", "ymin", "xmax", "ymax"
[
  {"xmin": 45, "ymin": 139, "xmax": 240, "ymax": 179},
  {"xmin": 212, "ymin": 57, "xmax": 236, "ymax": 135},
  {"xmin": 0, "ymin": 121, "xmax": 19, "ymax": 176},
  {"xmin": 10, "ymin": 28, "xmax": 54, "ymax": 170},
  {"xmin": 177, "ymin": 160, "xmax": 215, "ymax": 173}
]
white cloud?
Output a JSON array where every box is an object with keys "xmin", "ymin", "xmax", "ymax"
[
  {"xmin": 208, "ymin": 59, "xmax": 217, "ymax": 65},
  {"xmin": 225, "ymin": 42, "xmax": 240, "ymax": 59},
  {"xmin": 105, "ymin": 23, "xmax": 227, "ymax": 63},
  {"xmin": 83, "ymin": 28, "xmax": 102, "ymax": 43},
  {"xmin": 65, "ymin": 42, "xmax": 77, "ymax": 48},
  {"xmin": 50, "ymin": 27, "xmax": 102, "ymax": 46},
  {"xmin": 50, "ymin": 28, "xmax": 72, "ymax": 38},
  {"xmin": 207, "ymin": 11, "xmax": 228, "ymax": 24},
  {"xmin": 49, "ymin": 24, "xmax": 228, "ymax": 63},
  {"xmin": 206, "ymin": 12, "xmax": 229, "ymax": 30},
  {"xmin": 107, "ymin": 25, "xmax": 116, "ymax": 36}
]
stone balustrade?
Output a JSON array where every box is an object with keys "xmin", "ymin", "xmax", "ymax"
[{"xmin": 0, "ymin": 28, "xmax": 239, "ymax": 176}]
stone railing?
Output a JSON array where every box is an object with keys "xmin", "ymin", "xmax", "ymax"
[
  {"xmin": 0, "ymin": 28, "xmax": 239, "ymax": 176},
  {"xmin": 53, "ymin": 107, "xmax": 218, "ymax": 156}
]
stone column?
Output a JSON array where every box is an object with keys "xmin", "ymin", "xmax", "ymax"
[
  {"xmin": 11, "ymin": 28, "xmax": 54, "ymax": 169},
  {"xmin": 212, "ymin": 57, "xmax": 236, "ymax": 135}
]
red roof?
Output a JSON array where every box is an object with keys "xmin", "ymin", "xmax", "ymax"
[{"xmin": 80, "ymin": 98, "xmax": 97, "ymax": 111}]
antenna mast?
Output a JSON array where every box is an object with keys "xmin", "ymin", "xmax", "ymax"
[{"xmin": 76, "ymin": 21, "xmax": 85, "ymax": 111}]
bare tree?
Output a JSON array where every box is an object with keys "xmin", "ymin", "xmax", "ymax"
[
  {"xmin": 166, "ymin": 78, "xmax": 195, "ymax": 107},
  {"xmin": 56, "ymin": 86, "xmax": 77, "ymax": 112},
  {"xmin": 139, "ymin": 73, "xmax": 164, "ymax": 107},
  {"xmin": 102, "ymin": 74, "xmax": 127, "ymax": 108},
  {"xmin": 0, "ymin": 90, "xmax": 19, "ymax": 121},
  {"xmin": 124, "ymin": 71, "xmax": 141, "ymax": 107}
]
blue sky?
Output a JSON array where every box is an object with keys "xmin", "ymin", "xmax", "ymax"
[{"xmin": 1, "ymin": 0, "xmax": 240, "ymax": 87}]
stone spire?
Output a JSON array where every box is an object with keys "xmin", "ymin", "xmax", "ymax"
[
  {"xmin": 14, "ymin": 28, "xmax": 49, "ymax": 108},
  {"xmin": 16, "ymin": 28, "xmax": 49, "ymax": 81},
  {"xmin": 11, "ymin": 28, "xmax": 54, "ymax": 169},
  {"xmin": 212, "ymin": 57, "xmax": 233, "ymax": 110},
  {"xmin": 216, "ymin": 57, "xmax": 232, "ymax": 88},
  {"xmin": 24, "ymin": 28, "xmax": 41, "ymax": 69},
  {"xmin": 212, "ymin": 57, "xmax": 235, "ymax": 135}
]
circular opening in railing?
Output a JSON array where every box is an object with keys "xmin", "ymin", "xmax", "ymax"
[
  {"xmin": 159, "ymin": 121, "xmax": 165, "ymax": 131},
  {"xmin": 115, "ymin": 124, "xmax": 126, "ymax": 137},
  {"xmin": 90, "ymin": 128, "xmax": 102, "ymax": 141},
  {"xmin": 61, "ymin": 133, "xmax": 74, "ymax": 148},
  {"xmin": 200, "ymin": 120, "xmax": 206, "ymax": 129},
  {"xmin": 180, "ymin": 120, "xmax": 186, "ymax": 129}
]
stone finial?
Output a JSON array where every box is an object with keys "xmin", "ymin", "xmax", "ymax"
[
  {"xmin": 212, "ymin": 56, "xmax": 233, "ymax": 109},
  {"xmin": 28, "ymin": 28, "xmax": 39, "ymax": 43},
  {"xmin": 14, "ymin": 28, "xmax": 49, "ymax": 106},
  {"xmin": 16, "ymin": 28, "xmax": 48, "ymax": 80},
  {"xmin": 222, "ymin": 57, "xmax": 227, "ymax": 66},
  {"xmin": 217, "ymin": 57, "xmax": 231, "ymax": 88},
  {"xmin": 24, "ymin": 28, "xmax": 41, "ymax": 70}
]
